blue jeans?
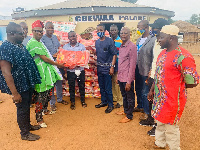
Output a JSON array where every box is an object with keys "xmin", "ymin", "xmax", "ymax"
[
  {"xmin": 118, "ymin": 81, "xmax": 135, "ymax": 119},
  {"xmin": 135, "ymin": 65, "xmax": 143, "ymax": 109},
  {"xmin": 141, "ymin": 76, "xmax": 150, "ymax": 114},
  {"xmin": 50, "ymin": 80, "xmax": 63, "ymax": 105},
  {"xmin": 98, "ymin": 73, "xmax": 113, "ymax": 107}
]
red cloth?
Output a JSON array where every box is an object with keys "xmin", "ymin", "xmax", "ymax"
[
  {"xmin": 57, "ymin": 48, "xmax": 90, "ymax": 68},
  {"xmin": 152, "ymin": 46, "xmax": 199, "ymax": 125},
  {"xmin": 32, "ymin": 20, "xmax": 44, "ymax": 29}
]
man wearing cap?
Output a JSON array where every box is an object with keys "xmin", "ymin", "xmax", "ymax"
[
  {"xmin": 136, "ymin": 20, "xmax": 156, "ymax": 120},
  {"xmin": 26, "ymin": 20, "xmax": 65, "ymax": 127},
  {"xmin": 139, "ymin": 18, "xmax": 170, "ymax": 131},
  {"xmin": 148, "ymin": 25, "xmax": 199, "ymax": 149},
  {"xmin": 41, "ymin": 21, "xmax": 68, "ymax": 111}
]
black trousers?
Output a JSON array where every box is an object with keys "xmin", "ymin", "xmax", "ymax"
[
  {"xmin": 67, "ymin": 70, "xmax": 85, "ymax": 103},
  {"xmin": 15, "ymin": 88, "xmax": 33, "ymax": 136},
  {"xmin": 118, "ymin": 81, "xmax": 135, "ymax": 119}
]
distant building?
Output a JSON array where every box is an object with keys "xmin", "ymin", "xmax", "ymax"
[
  {"xmin": 172, "ymin": 20, "xmax": 200, "ymax": 42},
  {"xmin": 11, "ymin": 0, "xmax": 174, "ymax": 34},
  {"xmin": 0, "ymin": 15, "xmax": 12, "ymax": 20}
]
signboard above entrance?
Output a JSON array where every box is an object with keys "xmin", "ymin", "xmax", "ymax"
[{"xmin": 73, "ymin": 14, "xmax": 147, "ymax": 22}]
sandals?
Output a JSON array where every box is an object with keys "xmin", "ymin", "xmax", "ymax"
[
  {"xmin": 50, "ymin": 105, "xmax": 57, "ymax": 111},
  {"xmin": 58, "ymin": 100, "xmax": 69, "ymax": 105},
  {"xmin": 43, "ymin": 110, "xmax": 55, "ymax": 115},
  {"xmin": 81, "ymin": 102, "xmax": 87, "ymax": 108},
  {"xmin": 70, "ymin": 103, "xmax": 76, "ymax": 110},
  {"xmin": 38, "ymin": 122, "xmax": 47, "ymax": 128}
]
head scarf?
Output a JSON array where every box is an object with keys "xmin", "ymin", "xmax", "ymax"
[{"xmin": 32, "ymin": 20, "xmax": 44, "ymax": 29}]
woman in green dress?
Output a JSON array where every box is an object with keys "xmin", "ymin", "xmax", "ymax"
[{"xmin": 26, "ymin": 20, "xmax": 65, "ymax": 128}]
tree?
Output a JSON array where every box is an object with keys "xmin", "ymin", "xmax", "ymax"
[{"xmin": 189, "ymin": 14, "xmax": 200, "ymax": 25}]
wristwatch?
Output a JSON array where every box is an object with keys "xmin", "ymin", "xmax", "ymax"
[{"xmin": 111, "ymin": 64, "xmax": 115, "ymax": 67}]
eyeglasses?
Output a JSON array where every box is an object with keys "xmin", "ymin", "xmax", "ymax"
[
  {"xmin": 33, "ymin": 30, "xmax": 43, "ymax": 34},
  {"xmin": 8, "ymin": 31, "xmax": 25, "ymax": 35},
  {"xmin": 120, "ymin": 32, "xmax": 128, "ymax": 35},
  {"xmin": 22, "ymin": 28, "xmax": 28, "ymax": 31},
  {"xmin": 68, "ymin": 35, "xmax": 76, "ymax": 38}
]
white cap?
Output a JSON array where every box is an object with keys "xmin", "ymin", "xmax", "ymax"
[{"xmin": 160, "ymin": 25, "xmax": 179, "ymax": 36}]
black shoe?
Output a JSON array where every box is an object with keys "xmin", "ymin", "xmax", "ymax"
[
  {"xmin": 105, "ymin": 106, "xmax": 114, "ymax": 113},
  {"xmin": 95, "ymin": 103, "xmax": 107, "ymax": 108},
  {"xmin": 81, "ymin": 102, "xmax": 87, "ymax": 108},
  {"xmin": 114, "ymin": 103, "xmax": 121, "ymax": 108},
  {"xmin": 147, "ymin": 126, "xmax": 156, "ymax": 137},
  {"xmin": 30, "ymin": 125, "xmax": 41, "ymax": 131},
  {"xmin": 70, "ymin": 102, "xmax": 76, "ymax": 110},
  {"xmin": 139, "ymin": 117, "xmax": 154, "ymax": 126},
  {"xmin": 21, "ymin": 133, "xmax": 40, "ymax": 141},
  {"xmin": 133, "ymin": 107, "xmax": 144, "ymax": 112}
]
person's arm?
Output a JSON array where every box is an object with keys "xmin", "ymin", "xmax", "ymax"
[
  {"xmin": 181, "ymin": 56, "xmax": 199, "ymax": 88},
  {"xmin": 148, "ymin": 82, "xmax": 155, "ymax": 101},
  {"xmin": 0, "ymin": 60, "xmax": 22, "ymax": 103},
  {"xmin": 109, "ymin": 39, "xmax": 117, "ymax": 75},
  {"xmin": 125, "ymin": 44, "xmax": 137, "ymax": 91},
  {"xmin": 39, "ymin": 55, "xmax": 65, "ymax": 68},
  {"xmin": 110, "ymin": 55, "xmax": 117, "ymax": 75}
]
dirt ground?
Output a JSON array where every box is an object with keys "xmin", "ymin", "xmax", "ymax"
[{"xmin": 0, "ymin": 56, "xmax": 200, "ymax": 150}]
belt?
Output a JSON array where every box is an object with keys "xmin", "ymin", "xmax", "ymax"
[{"xmin": 97, "ymin": 62, "xmax": 112, "ymax": 66}]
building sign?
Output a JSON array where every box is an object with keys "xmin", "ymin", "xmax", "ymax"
[{"xmin": 73, "ymin": 14, "xmax": 147, "ymax": 22}]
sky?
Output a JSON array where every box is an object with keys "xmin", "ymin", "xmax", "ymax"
[{"xmin": 0, "ymin": 0, "xmax": 199, "ymax": 21}]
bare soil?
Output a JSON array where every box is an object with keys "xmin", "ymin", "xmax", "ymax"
[{"xmin": 0, "ymin": 56, "xmax": 200, "ymax": 150}]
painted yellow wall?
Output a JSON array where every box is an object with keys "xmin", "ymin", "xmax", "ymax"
[{"xmin": 0, "ymin": 14, "xmax": 169, "ymax": 35}]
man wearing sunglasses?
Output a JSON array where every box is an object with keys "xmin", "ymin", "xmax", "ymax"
[
  {"xmin": 0, "ymin": 22, "xmax": 42, "ymax": 141},
  {"xmin": 26, "ymin": 20, "xmax": 65, "ymax": 128}
]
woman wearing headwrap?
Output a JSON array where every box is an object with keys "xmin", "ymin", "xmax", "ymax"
[{"xmin": 26, "ymin": 20, "xmax": 65, "ymax": 128}]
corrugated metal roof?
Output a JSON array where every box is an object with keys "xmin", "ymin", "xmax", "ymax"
[{"xmin": 37, "ymin": 0, "xmax": 145, "ymax": 10}]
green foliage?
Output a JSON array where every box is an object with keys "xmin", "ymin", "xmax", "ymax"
[{"xmin": 189, "ymin": 14, "xmax": 200, "ymax": 25}]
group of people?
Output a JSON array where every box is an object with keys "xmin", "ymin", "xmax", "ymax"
[{"xmin": 0, "ymin": 18, "xmax": 199, "ymax": 150}]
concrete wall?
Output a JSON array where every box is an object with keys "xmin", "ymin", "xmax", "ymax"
[{"xmin": 0, "ymin": 14, "xmax": 169, "ymax": 35}]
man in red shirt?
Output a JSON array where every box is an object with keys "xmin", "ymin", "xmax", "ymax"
[{"xmin": 148, "ymin": 25, "xmax": 199, "ymax": 149}]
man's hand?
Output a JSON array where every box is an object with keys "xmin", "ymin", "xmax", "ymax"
[
  {"xmin": 12, "ymin": 92, "xmax": 22, "ymax": 104},
  {"xmin": 53, "ymin": 52, "xmax": 59, "ymax": 58},
  {"xmin": 115, "ymin": 79, "xmax": 118, "ymax": 84},
  {"xmin": 69, "ymin": 66, "xmax": 76, "ymax": 69},
  {"xmin": 57, "ymin": 63, "xmax": 65, "ymax": 68},
  {"xmin": 147, "ymin": 90, "xmax": 154, "ymax": 101},
  {"xmin": 125, "ymin": 83, "xmax": 131, "ymax": 91},
  {"xmin": 109, "ymin": 67, "xmax": 114, "ymax": 75}
]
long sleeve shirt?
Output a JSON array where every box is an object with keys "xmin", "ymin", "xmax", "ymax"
[
  {"xmin": 117, "ymin": 40, "xmax": 137, "ymax": 84},
  {"xmin": 63, "ymin": 42, "xmax": 86, "ymax": 72}
]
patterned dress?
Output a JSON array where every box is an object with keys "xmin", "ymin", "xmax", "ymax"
[
  {"xmin": 26, "ymin": 38, "xmax": 62, "ymax": 93},
  {"xmin": 152, "ymin": 46, "xmax": 199, "ymax": 125},
  {"xmin": 26, "ymin": 38, "xmax": 62, "ymax": 122},
  {"xmin": 0, "ymin": 41, "xmax": 41, "ymax": 94}
]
